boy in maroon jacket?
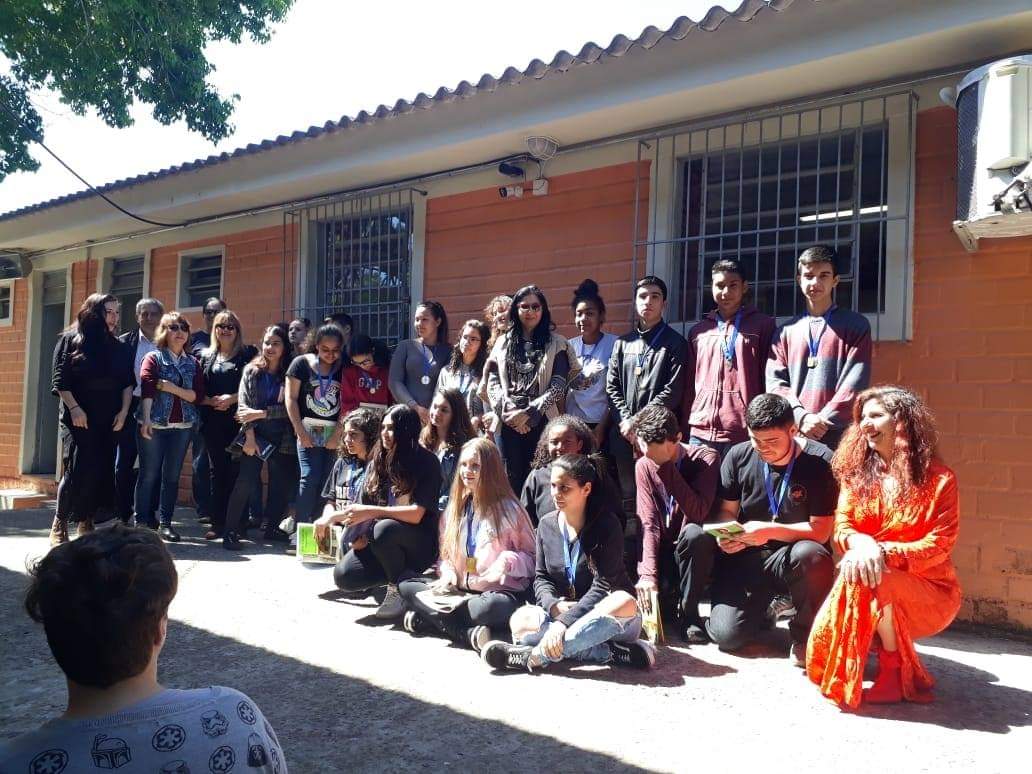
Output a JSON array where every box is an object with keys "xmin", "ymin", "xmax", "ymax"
[{"xmin": 682, "ymin": 259, "xmax": 775, "ymax": 457}]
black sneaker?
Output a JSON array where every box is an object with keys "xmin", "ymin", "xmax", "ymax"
[
  {"xmin": 263, "ymin": 525, "xmax": 290, "ymax": 542},
  {"xmin": 610, "ymin": 640, "xmax": 657, "ymax": 669},
  {"xmin": 402, "ymin": 610, "xmax": 433, "ymax": 636},
  {"xmin": 680, "ymin": 621, "xmax": 710, "ymax": 645},
  {"xmin": 223, "ymin": 531, "xmax": 242, "ymax": 551},
  {"xmin": 481, "ymin": 641, "xmax": 535, "ymax": 672},
  {"xmin": 158, "ymin": 525, "xmax": 180, "ymax": 542}
]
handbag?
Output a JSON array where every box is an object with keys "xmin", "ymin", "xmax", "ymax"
[{"xmin": 227, "ymin": 428, "xmax": 275, "ymax": 460}]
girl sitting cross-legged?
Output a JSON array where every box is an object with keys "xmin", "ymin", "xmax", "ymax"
[
  {"xmin": 398, "ymin": 437, "xmax": 536, "ymax": 651},
  {"xmin": 481, "ymin": 453, "xmax": 656, "ymax": 672}
]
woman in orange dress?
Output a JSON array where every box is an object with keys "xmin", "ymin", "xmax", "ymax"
[{"xmin": 806, "ymin": 385, "xmax": 961, "ymax": 709}]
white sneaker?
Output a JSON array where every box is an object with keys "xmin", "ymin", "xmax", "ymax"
[{"xmin": 375, "ymin": 585, "xmax": 405, "ymax": 619}]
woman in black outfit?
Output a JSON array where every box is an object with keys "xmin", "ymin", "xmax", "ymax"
[
  {"xmin": 50, "ymin": 293, "xmax": 135, "ymax": 544},
  {"xmin": 198, "ymin": 310, "xmax": 257, "ymax": 539},
  {"xmin": 482, "ymin": 454, "xmax": 654, "ymax": 672},
  {"xmin": 222, "ymin": 324, "xmax": 296, "ymax": 549},
  {"xmin": 331, "ymin": 404, "xmax": 442, "ymax": 620},
  {"xmin": 485, "ymin": 285, "xmax": 580, "ymax": 493}
]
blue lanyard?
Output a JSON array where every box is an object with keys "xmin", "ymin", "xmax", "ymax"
[
  {"xmin": 807, "ymin": 306, "xmax": 836, "ymax": 362},
  {"xmin": 457, "ymin": 366, "xmax": 472, "ymax": 394},
  {"xmin": 261, "ymin": 372, "xmax": 280, "ymax": 406},
  {"xmin": 560, "ymin": 519, "xmax": 582, "ymax": 590},
  {"xmin": 717, "ymin": 309, "xmax": 743, "ymax": 364},
  {"xmin": 636, "ymin": 322, "xmax": 666, "ymax": 372},
  {"xmin": 465, "ymin": 498, "xmax": 478, "ymax": 558},
  {"xmin": 763, "ymin": 448, "xmax": 798, "ymax": 520},
  {"xmin": 347, "ymin": 462, "xmax": 366, "ymax": 503},
  {"xmin": 315, "ymin": 362, "xmax": 334, "ymax": 399},
  {"xmin": 421, "ymin": 343, "xmax": 436, "ymax": 379},
  {"xmin": 665, "ymin": 493, "xmax": 676, "ymax": 529}
]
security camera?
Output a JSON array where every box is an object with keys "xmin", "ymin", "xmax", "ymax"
[
  {"xmin": 498, "ymin": 184, "xmax": 524, "ymax": 199},
  {"xmin": 498, "ymin": 161, "xmax": 525, "ymax": 178}
]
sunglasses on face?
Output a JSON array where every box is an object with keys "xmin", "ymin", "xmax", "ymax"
[
  {"xmin": 518, "ymin": 303, "xmax": 542, "ymax": 312},
  {"xmin": 203, "ymin": 309, "xmax": 219, "ymax": 317},
  {"xmin": 166, "ymin": 324, "xmax": 190, "ymax": 333},
  {"xmin": 215, "ymin": 324, "xmax": 237, "ymax": 332}
]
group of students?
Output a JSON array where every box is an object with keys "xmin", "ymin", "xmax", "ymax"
[{"xmin": 42, "ymin": 243, "xmax": 961, "ymax": 716}]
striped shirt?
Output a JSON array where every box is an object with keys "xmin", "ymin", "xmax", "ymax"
[{"xmin": 766, "ymin": 306, "xmax": 872, "ymax": 448}]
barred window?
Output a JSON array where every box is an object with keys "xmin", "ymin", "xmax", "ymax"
[{"xmin": 178, "ymin": 251, "xmax": 223, "ymax": 309}]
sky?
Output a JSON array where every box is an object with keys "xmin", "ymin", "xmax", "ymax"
[{"xmin": 0, "ymin": 0, "xmax": 720, "ymax": 216}]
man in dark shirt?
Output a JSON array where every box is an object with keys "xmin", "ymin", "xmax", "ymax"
[
  {"xmin": 676, "ymin": 393, "xmax": 836, "ymax": 665},
  {"xmin": 605, "ymin": 276, "xmax": 688, "ymax": 532},
  {"xmin": 631, "ymin": 406, "xmax": 718, "ymax": 637}
]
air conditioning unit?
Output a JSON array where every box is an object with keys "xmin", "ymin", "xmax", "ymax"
[{"xmin": 948, "ymin": 55, "xmax": 1032, "ymax": 252}]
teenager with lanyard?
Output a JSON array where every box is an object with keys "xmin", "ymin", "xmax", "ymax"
[
  {"xmin": 630, "ymin": 406, "xmax": 719, "ymax": 643},
  {"xmin": 389, "ymin": 301, "xmax": 451, "ymax": 424},
  {"xmin": 677, "ymin": 393, "xmax": 836, "ymax": 665},
  {"xmin": 313, "ymin": 407, "xmax": 383, "ymax": 551},
  {"xmin": 682, "ymin": 259, "xmax": 775, "ymax": 458},
  {"xmin": 328, "ymin": 404, "xmax": 442, "ymax": 619},
  {"xmin": 341, "ymin": 333, "xmax": 392, "ymax": 413},
  {"xmin": 437, "ymin": 319, "xmax": 491, "ymax": 430},
  {"xmin": 566, "ymin": 279, "xmax": 617, "ymax": 450},
  {"xmin": 420, "ymin": 388, "xmax": 476, "ymax": 511},
  {"xmin": 766, "ymin": 245, "xmax": 872, "ymax": 449},
  {"xmin": 286, "ymin": 324, "xmax": 346, "ymax": 532},
  {"xmin": 520, "ymin": 414, "xmax": 596, "ymax": 527},
  {"xmin": 484, "ymin": 285, "xmax": 581, "ymax": 494},
  {"xmin": 198, "ymin": 310, "xmax": 258, "ymax": 541},
  {"xmin": 223, "ymin": 324, "xmax": 297, "ymax": 549},
  {"xmin": 398, "ymin": 437, "xmax": 536, "ymax": 652},
  {"xmin": 482, "ymin": 453, "xmax": 655, "ymax": 672},
  {"xmin": 606, "ymin": 275, "xmax": 688, "ymax": 526}
]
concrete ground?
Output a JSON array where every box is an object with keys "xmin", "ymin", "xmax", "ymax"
[{"xmin": 1, "ymin": 507, "xmax": 1029, "ymax": 774}]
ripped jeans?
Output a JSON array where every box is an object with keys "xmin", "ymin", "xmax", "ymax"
[{"xmin": 514, "ymin": 604, "xmax": 642, "ymax": 664}]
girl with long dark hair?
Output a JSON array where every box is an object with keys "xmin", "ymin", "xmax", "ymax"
[
  {"xmin": 50, "ymin": 293, "xmax": 134, "ymax": 544},
  {"xmin": 135, "ymin": 312, "xmax": 205, "ymax": 542},
  {"xmin": 437, "ymin": 319, "xmax": 491, "ymax": 428},
  {"xmin": 420, "ymin": 388, "xmax": 476, "ymax": 510},
  {"xmin": 399, "ymin": 438, "xmax": 536, "ymax": 651},
  {"xmin": 485, "ymin": 285, "xmax": 581, "ymax": 492},
  {"xmin": 223, "ymin": 324, "xmax": 296, "ymax": 549},
  {"xmin": 389, "ymin": 300, "xmax": 451, "ymax": 424},
  {"xmin": 481, "ymin": 453, "xmax": 654, "ymax": 672},
  {"xmin": 328, "ymin": 404, "xmax": 443, "ymax": 619},
  {"xmin": 198, "ymin": 310, "xmax": 257, "ymax": 539},
  {"xmin": 807, "ymin": 386, "xmax": 961, "ymax": 708}
]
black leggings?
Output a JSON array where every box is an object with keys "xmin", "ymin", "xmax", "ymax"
[
  {"xmin": 202, "ymin": 412, "xmax": 240, "ymax": 533},
  {"xmin": 224, "ymin": 451, "xmax": 294, "ymax": 535},
  {"xmin": 500, "ymin": 420, "xmax": 544, "ymax": 496},
  {"xmin": 333, "ymin": 519, "xmax": 438, "ymax": 589},
  {"xmin": 398, "ymin": 577, "xmax": 523, "ymax": 644}
]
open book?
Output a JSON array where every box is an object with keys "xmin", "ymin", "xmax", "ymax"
[
  {"xmin": 414, "ymin": 587, "xmax": 476, "ymax": 614},
  {"xmin": 296, "ymin": 523, "xmax": 344, "ymax": 564},
  {"xmin": 702, "ymin": 521, "xmax": 745, "ymax": 540}
]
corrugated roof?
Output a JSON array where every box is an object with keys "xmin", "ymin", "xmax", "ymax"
[{"xmin": 0, "ymin": 0, "xmax": 797, "ymax": 222}]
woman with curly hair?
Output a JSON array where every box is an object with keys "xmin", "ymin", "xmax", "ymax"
[
  {"xmin": 50, "ymin": 294, "xmax": 135, "ymax": 543},
  {"xmin": 437, "ymin": 319, "xmax": 491, "ymax": 427},
  {"xmin": 420, "ymin": 388, "xmax": 476, "ymax": 510},
  {"xmin": 520, "ymin": 415, "xmax": 596, "ymax": 526},
  {"xmin": 806, "ymin": 385, "xmax": 961, "ymax": 708},
  {"xmin": 484, "ymin": 285, "xmax": 581, "ymax": 493}
]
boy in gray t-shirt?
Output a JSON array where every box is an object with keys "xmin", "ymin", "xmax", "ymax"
[{"xmin": 0, "ymin": 526, "xmax": 286, "ymax": 774}]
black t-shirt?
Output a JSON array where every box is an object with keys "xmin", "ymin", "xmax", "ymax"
[
  {"xmin": 202, "ymin": 346, "xmax": 257, "ymax": 397},
  {"xmin": 718, "ymin": 438, "xmax": 837, "ymax": 526},
  {"xmin": 286, "ymin": 354, "xmax": 343, "ymax": 422},
  {"xmin": 363, "ymin": 445, "xmax": 442, "ymax": 537},
  {"xmin": 320, "ymin": 456, "xmax": 367, "ymax": 510}
]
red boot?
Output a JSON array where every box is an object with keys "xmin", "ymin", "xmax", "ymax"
[{"xmin": 863, "ymin": 647, "xmax": 902, "ymax": 704}]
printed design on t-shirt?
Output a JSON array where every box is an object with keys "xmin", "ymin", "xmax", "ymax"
[
  {"xmin": 246, "ymin": 733, "xmax": 268, "ymax": 767},
  {"xmin": 158, "ymin": 761, "xmax": 190, "ymax": 774},
  {"xmin": 90, "ymin": 733, "xmax": 132, "ymax": 769},
  {"xmin": 208, "ymin": 745, "xmax": 235, "ymax": 773},
  {"xmin": 789, "ymin": 484, "xmax": 808, "ymax": 506},
  {"xmin": 270, "ymin": 746, "xmax": 282, "ymax": 774},
  {"xmin": 28, "ymin": 749, "xmax": 68, "ymax": 774},
  {"xmin": 200, "ymin": 710, "xmax": 229, "ymax": 738},
  {"xmin": 306, "ymin": 375, "xmax": 341, "ymax": 418},
  {"xmin": 152, "ymin": 724, "xmax": 187, "ymax": 753},
  {"xmin": 236, "ymin": 700, "xmax": 256, "ymax": 726},
  {"xmin": 357, "ymin": 373, "xmax": 383, "ymax": 393}
]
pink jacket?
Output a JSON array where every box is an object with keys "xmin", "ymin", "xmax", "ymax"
[{"xmin": 439, "ymin": 498, "xmax": 537, "ymax": 593}]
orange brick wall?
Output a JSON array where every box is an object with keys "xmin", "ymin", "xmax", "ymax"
[
  {"xmin": 873, "ymin": 106, "xmax": 1032, "ymax": 630},
  {"xmin": 0, "ymin": 278, "xmax": 29, "ymax": 480},
  {"xmin": 424, "ymin": 161, "xmax": 650, "ymax": 340}
]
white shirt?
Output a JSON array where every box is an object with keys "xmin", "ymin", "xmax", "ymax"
[
  {"xmin": 567, "ymin": 332, "xmax": 617, "ymax": 423},
  {"xmin": 133, "ymin": 330, "xmax": 157, "ymax": 397}
]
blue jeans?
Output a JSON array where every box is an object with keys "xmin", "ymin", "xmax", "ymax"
[
  {"xmin": 516, "ymin": 605, "xmax": 642, "ymax": 664},
  {"xmin": 295, "ymin": 443, "xmax": 334, "ymax": 523},
  {"xmin": 135, "ymin": 427, "xmax": 193, "ymax": 527},
  {"xmin": 688, "ymin": 435, "xmax": 734, "ymax": 460}
]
